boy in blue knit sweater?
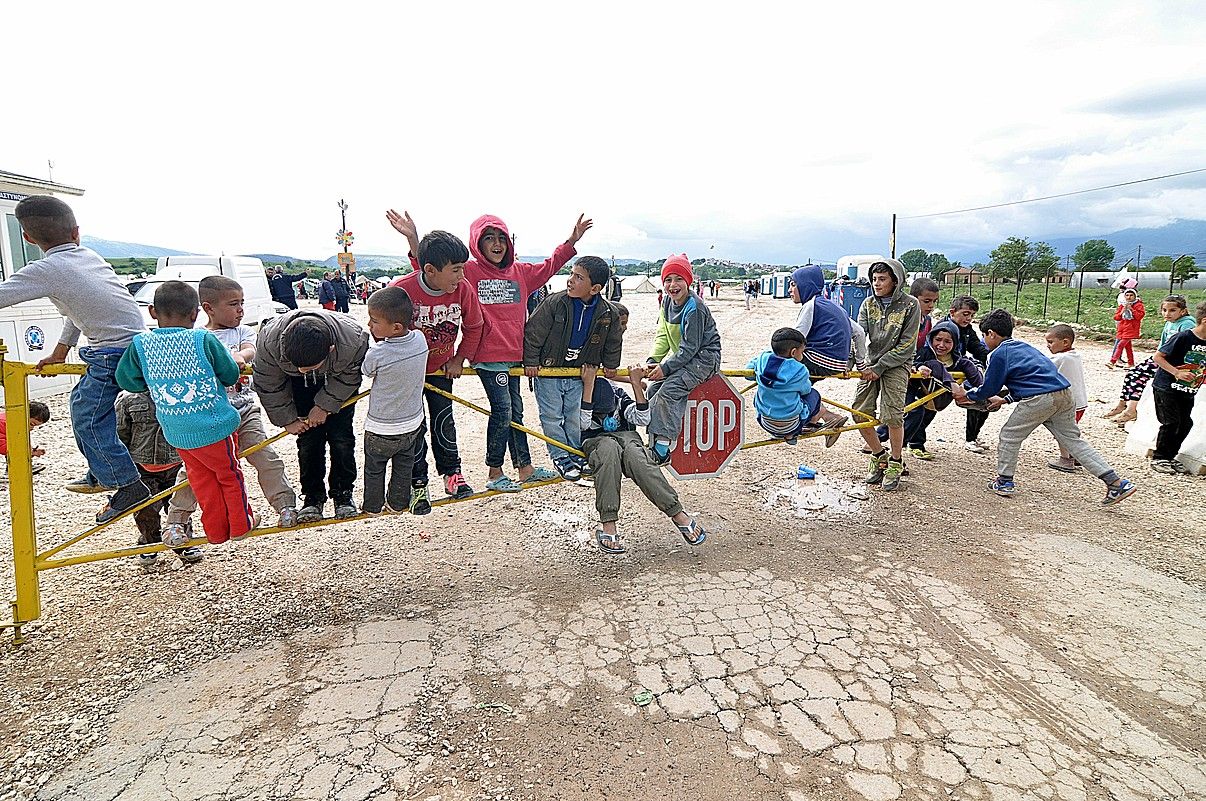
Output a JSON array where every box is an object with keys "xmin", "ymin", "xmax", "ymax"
[
  {"xmin": 116, "ymin": 281, "xmax": 255, "ymax": 545},
  {"xmin": 951, "ymin": 309, "xmax": 1137, "ymax": 505},
  {"xmin": 747, "ymin": 328, "xmax": 847, "ymax": 447}
]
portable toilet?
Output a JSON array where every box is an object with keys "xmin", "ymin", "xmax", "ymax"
[
  {"xmin": 836, "ymin": 254, "xmax": 887, "ymax": 283},
  {"xmin": 771, "ymin": 272, "xmax": 792, "ymax": 299},
  {"xmin": 834, "ymin": 282, "xmax": 872, "ymax": 321},
  {"xmin": 759, "ymin": 274, "xmax": 773, "ymax": 295}
]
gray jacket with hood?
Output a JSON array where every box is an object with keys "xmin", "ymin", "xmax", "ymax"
[
  {"xmin": 856, "ymin": 258, "xmax": 921, "ymax": 374},
  {"xmin": 253, "ymin": 310, "xmax": 370, "ymax": 427}
]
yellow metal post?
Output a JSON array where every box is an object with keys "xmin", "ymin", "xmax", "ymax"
[{"xmin": 1, "ymin": 344, "xmax": 41, "ymax": 643}]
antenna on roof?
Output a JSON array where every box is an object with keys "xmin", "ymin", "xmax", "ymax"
[{"xmin": 47, "ymin": 160, "xmax": 54, "ymax": 182}]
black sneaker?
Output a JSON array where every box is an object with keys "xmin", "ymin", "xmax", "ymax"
[
  {"xmin": 95, "ymin": 480, "xmax": 151, "ymax": 523},
  {"xmin": 555, "ymin": 458, "xmax": 582, "ymax": 482},
  {"xmin": 408, "ymin": 483, "xmax": 432, "ymax": 515}
]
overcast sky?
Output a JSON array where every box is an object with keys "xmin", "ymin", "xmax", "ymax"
[{"xmin": 5, "ymin": 1, "xmax": 1205, "ymax": 264}]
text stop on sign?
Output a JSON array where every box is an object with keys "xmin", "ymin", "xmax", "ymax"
[{"xmin": 668, "ymin": 374, "xmax": 745, "ymax": 480}]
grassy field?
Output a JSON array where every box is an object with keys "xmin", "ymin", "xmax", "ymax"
[{"xmin": 935, "ymin": 282, "xmax": 1205, "ymax": 342}]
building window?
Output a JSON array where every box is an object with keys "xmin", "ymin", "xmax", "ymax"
[{"xmin": 4, "ymin": 213, "xmax": 43, "ymax": 278}]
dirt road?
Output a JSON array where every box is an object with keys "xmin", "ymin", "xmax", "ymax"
[{"xmin": 2, "ymin": 291, "xmax": 1203, "ymax": 800}]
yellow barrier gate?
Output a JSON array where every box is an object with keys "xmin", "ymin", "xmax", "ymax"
[{"xmin": 1, "ymin": 343, "xmax": 954, "ymax": 644}]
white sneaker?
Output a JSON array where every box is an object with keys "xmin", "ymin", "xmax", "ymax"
[
  {"xmin": 965, "ymin": 441, "xmax": 989, "ymax": 454},
  {"xmin": 975, "ymin": 438, "xmax": 992, "ymax": 451}
]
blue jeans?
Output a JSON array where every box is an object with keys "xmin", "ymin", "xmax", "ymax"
[
  {"xmin": 478, "ymin": 369, "xmax": 532, "ymax": 470},
  {"xmin": 533, "ymin": 376, "xmax": 583, "ymax": 464},
  {"xmin": 72, "ymin": 346, "xmax": 140, "ymax": 488}
]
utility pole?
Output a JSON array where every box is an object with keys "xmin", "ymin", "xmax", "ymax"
[
  {"xmin": 336, "ymin": 198, "xmax": 354, "ymax": 281},
  {"xmin": 1135, "ymin": 244, "xmax": 1141, "ymax": 286},
  {"xmin": 890, "ymin": 214, "xmax": 897, "ymax": 258}
]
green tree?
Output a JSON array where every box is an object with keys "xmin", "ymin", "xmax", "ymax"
[
  {"xmin": 900, "ymin": 248, "xmax": 929, "ymax": 272},
  {"xmin": 928, "ymin": 253, "xmax": 952, "ymax": 278},
  {"xmin": 990, "ymin": 237, "xmax": 1058, "ymax": 283},
  {"xmin": 1149, "ymin": 254, "xmax": 1200, "ymax": 286},
  {"xmin": 1071, "ymin": 239, "xmax": 1115, "ymax": 272}
]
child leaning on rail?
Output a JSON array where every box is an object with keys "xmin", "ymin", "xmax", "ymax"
[
  {"xmin": 523, "ymin": 256, "xmax": 625, "ymax": 483},
  {"xmin": 645, "ymin": 255, "xmax": 722, "ymax": 465},
  {"xmin": 579, "ymin": 362, "xmax": 706, "ymax": 555},
  {"xmin": 163, "ymin": 276, "xmax": 300, "ymax": 542},
  {"xmin": 386, "ymin": 220, "xmax": 484, "ymax": 504},
  {"xmin": 747, "ymin": 328, "xmax": 848, "ymax": 447},
  {"xmin": 114, "ymin": 391, "xmax": 203, "ymax": 566},
  {"xmin": 0, "ymin": 196, "xmax": 151, "ymax": 518},
  {"xmin": 361, "ymin": 287, "xmax": 430, "ymax": 515},
  {"xmin": 116, "ymin": 281, "xmax": 255, "ymax": 545}
]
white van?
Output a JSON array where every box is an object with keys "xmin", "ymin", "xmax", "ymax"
[{"xmin": 130, "ymin": 256, "xmax": 287, "ymax": 329}]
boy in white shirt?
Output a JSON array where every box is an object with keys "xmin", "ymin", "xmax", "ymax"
[
  {"xmin": 1045, "ymin": 324, "xmax": 1088, "ymax": 472},
  {"xmin": 361, "ymin": 287, "xmax": 430, "ymax": 514}
]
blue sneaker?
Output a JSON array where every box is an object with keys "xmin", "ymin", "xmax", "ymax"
[
  {"xmin": 987, "ymin": 477, "xmax": 1016, "ymax": 497},
  {"xmin": 1102, "ymin": 478, "xmax": 1137, "ymax": 506}
]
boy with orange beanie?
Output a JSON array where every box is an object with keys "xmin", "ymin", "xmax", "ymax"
[{"xmin": 645, "ymin": 255, "xmax": 722, "ymax": 464}]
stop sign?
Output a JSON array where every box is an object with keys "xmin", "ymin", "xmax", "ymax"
[{"xmin": 668, "ymin": 374, "xmax": 745, "ymax": 480}]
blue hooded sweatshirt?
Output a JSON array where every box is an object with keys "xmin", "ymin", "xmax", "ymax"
[
  {"xmin": 966, "ymin": 338, "xmax": 1069, "ymax": 403},
  {"xmin": 791, "ymin": 266, "xmax": 854, "ymax": 373},
  {"xmin": 747, "ymin": 351, "xmax": 815, "ymax": 420}
]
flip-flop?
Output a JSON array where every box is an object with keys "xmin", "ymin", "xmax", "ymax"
[
  {"xmin": 522, "ymin": 466, "xmax": 558, "ymax": 483},
  {"xmin": 485, "ymin": 475, "xmax": 523, "ymax": 493},
  {"xmin": 677, "ymin": 518, "xmax": 707, "ymax": 546},
  {"xmin": 595, "ymin": 529, "xmax": 626, "ymax": 554}
]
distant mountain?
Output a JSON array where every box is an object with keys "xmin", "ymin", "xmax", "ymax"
[
  {"xmin": 81, "ymin": 235, "xmax": 190, "ymax": 259},
  {"xmin": 940, "ymin": 218, "xmax": 1206, "ymax": 266},
  {"xmin": 246, "ymin": 253, "xmax": 309, "ymax": 265},
  {"xmin": 319, "ymin": 253, "xmax": 414, "ymax": 275}
]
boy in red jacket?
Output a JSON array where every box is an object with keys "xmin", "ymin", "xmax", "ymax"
[
  {"xmin": 1109, "ymin": 288, "xmax": 1145, "ymax": 368},
  {"xmin": 386, "ymin": 220, "xmax": 483, "ymax": 503}
]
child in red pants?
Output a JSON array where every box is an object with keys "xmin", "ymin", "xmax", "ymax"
[
  {"xmin": 116, "ymin": 281, "xmax": 254, "ymax": 545},
  {"xmin": 1109, "ymin": 288, "xmax": 1145, "ymax": 368}
]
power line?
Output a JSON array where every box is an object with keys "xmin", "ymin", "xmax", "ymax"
[{"xmin": 901, "ymin": 167, "xmax": 1206, "ymax": 220}]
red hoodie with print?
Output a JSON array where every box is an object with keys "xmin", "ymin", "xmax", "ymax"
[{"xmin": 460, "ymin": 214, "xmax": 576, "ymax": 364}]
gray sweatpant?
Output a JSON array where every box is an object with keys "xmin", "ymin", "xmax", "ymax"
[
  {"xmin": 996, "ymin": 388, "xmax": 1113, "ymax": 480},
  {"xmin": 647, "ymin": 359, "xmax": 720, "ymax": 442},
  {"xmin": 167, "ymin": 403, "xmax": 296, "ymax": 523},
  {"xmin": 582, "ymin": 430, "xmax": 684, "ymax": 524}
]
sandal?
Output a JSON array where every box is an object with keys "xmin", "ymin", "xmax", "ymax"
[
  {"xmin": 676, "ymin": 518, "xmax": 707, "ymax": 546},
  {"xmin": 522, "ymin": 466, "xmax": 558, "ymax": 483},
  {"xmin": 595, "ymin": 528, "xmax": 625, "ymax": 554},
  {"xmin": 485, "ymin": 475, "xmax": 523, "ymax": 493},
  {"xmin": 818, "ymin": 415, "xmax": 849, "ymax": 448}
]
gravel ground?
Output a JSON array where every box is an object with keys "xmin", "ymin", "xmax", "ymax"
[{"xmin": 1, "ymin": 294, "xmax": 1203, "ymax": 801}]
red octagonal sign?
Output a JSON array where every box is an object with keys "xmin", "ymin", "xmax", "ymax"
[{"xmin": 668, "ymin": 374, "xmax": 745, "ymax": 480}]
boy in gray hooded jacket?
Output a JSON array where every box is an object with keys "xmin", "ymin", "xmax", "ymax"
[{"xmin": 854, "ymin": 259, "xmax": 921, "ymax": 490}]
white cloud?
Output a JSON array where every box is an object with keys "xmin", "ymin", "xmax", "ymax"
[{"xmin": 4, "ymin": 0, "xmax": 1204, "ymax": 263}]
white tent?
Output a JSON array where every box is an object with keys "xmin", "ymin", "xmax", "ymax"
[{"xmin": 621, "ymin": 274, "xmax": 658, "ymax": 293}]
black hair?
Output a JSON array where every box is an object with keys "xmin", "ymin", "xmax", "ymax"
[
  {"xmin": 367, "ymin": 286, "xmax": 414, "ymax": 327},
  {"xmin": 14, "ymin": 195, "xmax": 77, "ymax": 247},
  {"xmin": 979, "ymin": 308, "xmax": 1014, "ymax": 338},
  {"xmin": 574, "ymin": 256, "xmax": 611, "ymax": 289},
  {"xmin": 29, "ymin": 401, "xmax": 51, "ymax": 424},
  {"xmin": 198, "ymin": 275, "xmax": 242, "ymax": 305},
  {"xmin": 771, "ymin": 327, "xmax": 806, "ymax": 357},
  {"xmin": 951, "ymin": 295, "xmax": 979, "ymax": 313},
  {"xmin": 152, "ymin": 281, "xmax": 200, "ymax": 319},
  {"xmin": 1048, "ymin": 323, "xmax": 1075, "ymax": 343},
  {"xmin": 282, "ymin": 317, "xmax": 334, "ymax": 367},
  {"xmin": 612, "ymin": 302, "xmax": 629, "ymax": 318},
  {"xmin": 910, "ymin": 277, "xmax": 940, "ymax": 297},
  {"xmin": 1162, "ymin": 294, "xmax": 1188, "ymax": 310},
  {"xmin": 418, "ymin": 230, "xmax": 470, "ymax": 270}
]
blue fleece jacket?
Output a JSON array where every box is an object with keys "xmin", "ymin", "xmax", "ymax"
[
  {"xmin": 747, "ymin": 351, "xmax": 814, "ymax": 420},
  {"xmin": 791, "ymin": 266, "xmax": 854, "ymax": 373},
  {"xmin": 966, "ymin": 338, "xmax": 1069, "ymax": 402}
]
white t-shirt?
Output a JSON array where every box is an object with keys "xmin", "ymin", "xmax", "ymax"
[
  {"xmin": 210, "ymin": 325, "xmax": 257, "ymax": 408},
  {"xmin": 362, "ymin": 331, "xmax": 429, "ymax": 435},
  {"xmin": 1050, "ymin": 350, "xmax": 1087, "ymax": 411}
]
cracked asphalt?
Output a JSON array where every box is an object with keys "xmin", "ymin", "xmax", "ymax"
[{"xmin": 2, "ymin": 296, "xmax": 1203, "ymax": 800}]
